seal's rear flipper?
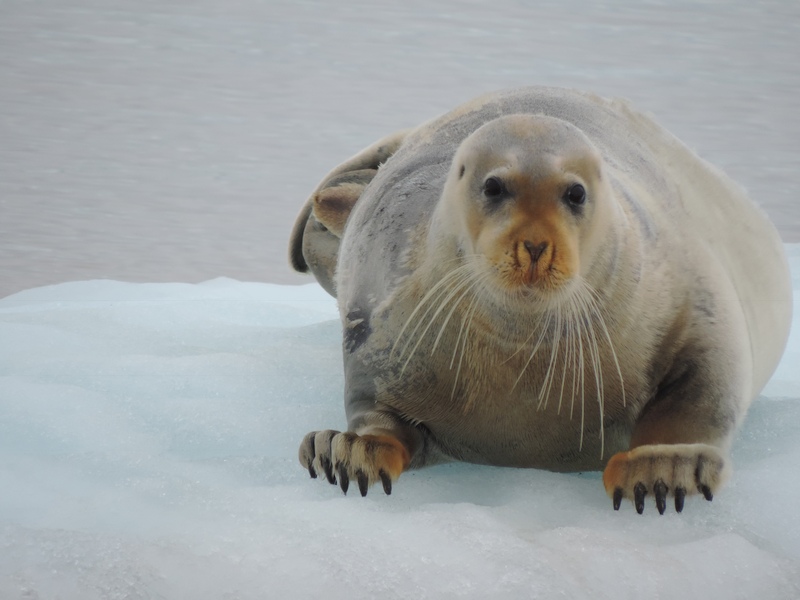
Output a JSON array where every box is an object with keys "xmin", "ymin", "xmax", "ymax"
[{"xmin": 288, "ymin": 130, "xmax": 409, "ymax": 297}]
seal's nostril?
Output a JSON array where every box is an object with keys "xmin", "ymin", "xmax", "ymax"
[{"xmin": 524, "ymin": 240, "xmax": 548, "ymax": 264}]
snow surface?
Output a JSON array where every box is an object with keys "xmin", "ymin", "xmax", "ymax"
[{"xmin": 0, "ymin": 246, "xmax": 798, "ymax": 599}]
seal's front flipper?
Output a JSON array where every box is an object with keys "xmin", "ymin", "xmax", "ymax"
[
  {"xmin": 288, "ymin": 130, "xmax": 409, "ymax": 297},
  {"xmin": 298, "ymin": 427, "xmax": 414, "ymax": 496},
  {"xmin": 602, "ymin": 444, "xmax": 730, "ymax": 514}
]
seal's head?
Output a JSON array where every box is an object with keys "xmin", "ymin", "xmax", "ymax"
[{"xmin": 438, "ymin": 114, "xmax": 611, "ymax": 304}]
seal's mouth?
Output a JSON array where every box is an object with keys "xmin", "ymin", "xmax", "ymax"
[{"xmin": 504, "ymin": 236, "xmax": 574, "ymax": 293}]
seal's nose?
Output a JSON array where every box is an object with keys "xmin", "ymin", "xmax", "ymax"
[{"xmin": 524, "ymin": 240, "xmax": 548, "ymax": 265}]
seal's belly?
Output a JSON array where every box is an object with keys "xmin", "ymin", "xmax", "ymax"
[
  {"xmin": 380, "ymin": 357, "xmax": 637, "ymax": 472},
  {"xmin": 365, "ymin": 291, "xmax": 650, "ymax": 472},
  {"xmin": 428, "ymin": 407, "xmax": 630, "ymax": 471}
]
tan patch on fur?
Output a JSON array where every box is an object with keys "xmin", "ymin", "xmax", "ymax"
[
  {"xmin": 603, "ymin": 444, "xmax": 730, "ymax": 500},
  {"xmin": 313, "ymin": 182, "xmax": 364, "ymax": 237},
  {"xmin": 602, "ymin": 451, "xmax": 630, "ymax": 496},
  {"xmin": 329, "ymin": 429, "xmax": 411, "ymax": 486},
  {"xmin": 357, "ymin": 433, "xmax": 411, "ymax": 480},
  {"xmin": 484, "ymin": 192, "xmax": 578, "ymax": 291}
]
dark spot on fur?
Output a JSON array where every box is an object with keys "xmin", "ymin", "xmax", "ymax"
[
  {"xmin": 315, "ymin": 190, "xmax": 355, "ymax": 213},
  {"xmin": 653, "ymin": 359, "xmax": 698, "ymax": 406},
  {"xmin": 459, "ymin": 164, "xmax": 465, "ymax": 179},
  {"xmin": 344, "ymin": 309, "xmax": 372, "ymax": 353},
  {"xmin": 693, "ymin": 287, "xmax": 716, "ymax": 320},
  {"xmin": 615, "ymin": 180, "xmax": 655, "ymax": 240}
]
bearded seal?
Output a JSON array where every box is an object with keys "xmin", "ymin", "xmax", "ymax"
[{"xmin": 289, "ymin": 87, "xmax": 792, "ymax": 514}]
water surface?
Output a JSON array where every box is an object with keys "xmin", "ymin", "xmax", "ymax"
[{"xmin": 2, "ymin": 0, "xmax": 799, "ymax": 298}]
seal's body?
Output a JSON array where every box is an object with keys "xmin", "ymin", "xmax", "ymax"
[{"xmin": 290, "ymin": 87, "xmax": 792, "ymax": 513}]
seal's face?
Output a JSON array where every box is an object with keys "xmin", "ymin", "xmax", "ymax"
[{"xmin": 443, "ymin": 115, "xmax": 605, "ymax": 302}]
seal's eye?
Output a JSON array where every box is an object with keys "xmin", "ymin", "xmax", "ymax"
[
  {"xmin": 483, "ymin": 176, "xmax": 505, "ymax": 200},
  {"xmin": 565, "ymin": 183, "xmax": 586, "ymax": 206}
]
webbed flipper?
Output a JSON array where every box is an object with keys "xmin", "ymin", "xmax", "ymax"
[{"xmin": 288, "ymin": 130, "xmax": 409, "ymax": 297}]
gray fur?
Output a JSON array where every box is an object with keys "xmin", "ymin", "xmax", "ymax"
[{"xmin": 291, "ymin": 87, "xmax": 793, "ymax": 504}]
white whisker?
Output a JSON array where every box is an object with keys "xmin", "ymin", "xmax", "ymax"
[
  {"xmin": 454, "ymin": 282, "xmax": 483, "ymax": 409},
  {"xmin": 391, "ymin": 265, "xmax": 468, "ymax": 360},
  {"xmin": 568, "ymin": 298, "xmax": 579, "ymax": 422},
  {"xmin": 431, "ymin": 272, "xmax": 483, "ymax": 354},
  {"xmin": 512, "ymin": 310, "xmax": 553, "ymax": 392},
  {"xmin": 583, "ymin": 281, "xmax": 626, "ymax": 409},
  {"xmin": 574, "ymin": 282, "xmax": 606, "ymax": 459},
  {"xmin": 569, "ymin": 295, "xmax": 587, "ymax": 452},
  {"xmin": 557, "ymin": 302, "xmax": 572, "ymax": 416},
  {"xmin": 537, "ymin": 302, "xmax": 563, "ymax": 411},
  {"xmin": 397, "ymin": 267, "xmax": 475, "ymax": 375}
]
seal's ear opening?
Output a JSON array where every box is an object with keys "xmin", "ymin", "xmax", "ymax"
[{"xmin": 288, "ymin": 129, "xmax": 409, "ymax": 295}]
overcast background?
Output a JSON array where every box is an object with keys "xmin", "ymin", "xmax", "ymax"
[{"xmin": 2, "ymin": 0, "xmax": 799, "ymax": 298}]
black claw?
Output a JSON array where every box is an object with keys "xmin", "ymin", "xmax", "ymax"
[
  {"xmin": 700, "ymin": 484, "xmax": 713, "ymax": 502},
  {"xmin": 357, "ymin": 470, "xmax": 369, "ymax": 497},
  {"xmin": 634, "ymin": 482, "xmax": 647, "ymax": 515},
  {"xmin": 302, "ymin": 433, "xmax": 317, "ymax": 478},
  {"xmin": 379, "ymin": 470, "xmax": 392, "ymax": 495},
  {"xmin": 675, "ymin": 487, "xmax": 686, "ymax": 513},
  {"xmin": 337, "ymin": 464, "xmax": 349, "ymax": 495},
  {"xmin": 613, "ymin": 487, "xmax": 623, "ymax": 511},
  {"xmin": 321, "ymin": 456, "xmax": 336, "ymax": 485},
  {"xmin": 654, "ymin": 479, "xmax": 668, "ymax": 515}
]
